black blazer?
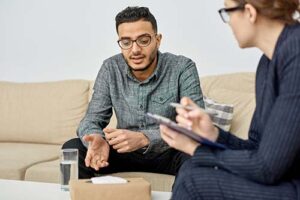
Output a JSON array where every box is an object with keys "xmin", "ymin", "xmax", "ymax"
[{"xmin": 191, "ymin": 23, "xmax": 300, "ymax": 192}]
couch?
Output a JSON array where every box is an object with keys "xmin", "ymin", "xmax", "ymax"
[{"xmin": 0, "ymin": 72, "xmax": 255, "ymax": 192}]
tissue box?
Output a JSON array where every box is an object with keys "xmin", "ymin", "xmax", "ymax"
[{"xmin": 69, "ymin": 178, "xmax": 151, "ymax": 200}]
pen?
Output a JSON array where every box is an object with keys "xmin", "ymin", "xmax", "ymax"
[{"xmin": 170, "ymin": 102, "xmax": 217, "ymax": 116}]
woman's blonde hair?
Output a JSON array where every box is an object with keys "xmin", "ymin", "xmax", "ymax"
[{"xmin": 233, "ymin": 0, "xmax": 300, "ymax": 24}]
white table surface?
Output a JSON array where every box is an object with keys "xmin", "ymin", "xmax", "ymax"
[{"xmin": 0, "ymin": 179, "xmax": 171, "ymax": 200}]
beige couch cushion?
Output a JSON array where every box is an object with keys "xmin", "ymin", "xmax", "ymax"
[
  {"xmin": 25, "ymin": 159, "xmax": 60, "ymax": 183},
  {"xmin": 0, "ymin": 143, "xmax": 60, "ymax": 180},
  {"xmin": 201, "ymin": 72, "xmax": 255, "ymax": 139},
  {"xmin": 0, "ymin": 80, "xmax": 90, "ymax": 144}
]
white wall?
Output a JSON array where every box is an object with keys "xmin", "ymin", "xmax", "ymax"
[{"xmin": 0, "ymin": 0, "xmax": 261, "ymax": 82}]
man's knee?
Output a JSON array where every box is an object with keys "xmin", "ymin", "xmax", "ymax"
[
  {"xmin": 176, "ymin": 151, "xmax": 191, "ymax": 165},
  {"xmin": 62, "ymin": 138, "xmax": 83, "ymax": 149}
]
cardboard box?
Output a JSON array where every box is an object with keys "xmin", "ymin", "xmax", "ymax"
[{"xmin": 69, "ymin": 178, "xmax": 151, "ymax": 200}]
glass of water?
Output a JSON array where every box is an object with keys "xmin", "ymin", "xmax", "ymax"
[{"xmin": 60, "ymin": 149, "xmax": 78, "ymax": 191}]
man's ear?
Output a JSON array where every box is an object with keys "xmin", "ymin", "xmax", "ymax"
[
  {"xmin": 244, "ymin": 3, "xmax": 258, "ymax": 24},
  {"xmin": 156, "ymin": 34, "xmax": 162, "ymax": 48}
]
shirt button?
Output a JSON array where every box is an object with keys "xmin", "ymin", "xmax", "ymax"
[
  {"xmin": 140, "ymin": 105, "xmax": 143, "ymax": 109},
  {"xmin": 159, "ymin": 97, "xmax": 163, "ymax": 101},
  {"xmin": 140, "ymin": 124, "xmax": 145, "ymax": 128},
  {"xmin": 214, "ymin": 166, "xmax": 218, "ymax": 170}
]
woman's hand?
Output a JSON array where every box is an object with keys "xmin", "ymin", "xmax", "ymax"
[
  {"xmin": 160, "ymin": 124, "xmax": 199, "ymax": 156},
  {"xmin": 177, "ymin": 97, "xmax": 219, "ymax": 142},
  {"xmin": 159, "ymin": 97, "xmax": 219, "ymax": 155}
]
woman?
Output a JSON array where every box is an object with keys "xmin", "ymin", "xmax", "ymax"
[{"xmin": 160, "ymin": 0, "xmax": 300, "ymax": 199}]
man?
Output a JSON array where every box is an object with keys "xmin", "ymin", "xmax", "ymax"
[{"xmin": 62, "ymin": 6, "xmax": 204, "ymax": 178}]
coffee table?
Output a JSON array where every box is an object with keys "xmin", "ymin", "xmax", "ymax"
[{"xmin": 0, "ymin": 179, "xmax": 171, "ymax": 200}]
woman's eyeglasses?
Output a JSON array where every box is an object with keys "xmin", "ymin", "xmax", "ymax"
[{"xmin": 218, "ymin": 5, "xmax": 245, "ymax": 23}]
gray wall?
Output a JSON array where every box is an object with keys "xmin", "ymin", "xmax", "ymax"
[{"xmin": 0, "ymin": 0, "xmax": 260, "ymax": 82}]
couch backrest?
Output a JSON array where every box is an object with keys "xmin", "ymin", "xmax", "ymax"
[
  {"xmin": 0, "ymin": 80, "xmax": 90, "ymax": 144},
  {"xmin": 201, "ymin": 72, "xmax": 255, "ymax": 139},
  {"xmin": 0, "ymin": 74, "xmax": 254, "ymax": 145}
]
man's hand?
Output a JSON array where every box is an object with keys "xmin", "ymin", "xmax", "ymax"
[
  {"xmin": 82, "ymin": 134, "xmax": 110, "ymax": 171},
  {"xmin": 103, "ymin": 128, "xmax": 149, "ymax": 153}
]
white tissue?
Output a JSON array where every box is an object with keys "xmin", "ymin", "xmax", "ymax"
[{"xmin": 91, "ymin": 176, "xmax": 128, "ymax": 184}]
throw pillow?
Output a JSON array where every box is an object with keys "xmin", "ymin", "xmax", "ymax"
[{"xmin": 204, "ymin": 96, "xmax": 234, "ymax": 131}]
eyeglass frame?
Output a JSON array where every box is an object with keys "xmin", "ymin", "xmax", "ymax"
[
  {"xmin": 117, "ymin": 33, "xmax": 157, "ymax": 50},
  {"xmin": 218, "ymin": 5, "xmax": 245, "ymax": 23}
]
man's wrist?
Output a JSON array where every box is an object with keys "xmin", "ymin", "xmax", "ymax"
[
  {"xmin": 137, "ymin": 132, "xmax": 150, "ymax": 152},
  {"xmin": 97, "ymin": 134, "xmax": 109, "ymax": 146},
  {"xmin": 141, "ymin": 133, "xmax": 150, "ymax": 148}
]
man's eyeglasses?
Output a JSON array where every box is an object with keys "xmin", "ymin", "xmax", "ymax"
[
  {"xmin": 218, "ymin": 5, "xmax": 245, "ymax": 23},
  {"xmin": 117, "ymin": 34, "xmax": 156, "ymax": 50}
]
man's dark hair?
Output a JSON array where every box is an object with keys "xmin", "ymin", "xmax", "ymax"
[{"xmin": 115, "ymin": 6, "xmax": 157, "ymax": 33}]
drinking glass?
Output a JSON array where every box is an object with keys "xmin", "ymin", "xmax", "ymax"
[{"xmin": 60, "ymin": 149, "xmax": 78, "ymax": 191}]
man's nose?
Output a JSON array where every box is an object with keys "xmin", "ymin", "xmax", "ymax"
[{"xmin": 131, "ymin": 41, "xmax": 142, "ymax": 53}]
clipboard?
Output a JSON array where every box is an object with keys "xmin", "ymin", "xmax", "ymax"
[{"xmin": 147, "ymin": 113, "xmax": 227, "ymax": 150}]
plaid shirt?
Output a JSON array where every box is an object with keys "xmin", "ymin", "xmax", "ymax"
[{"xmin": 77, "ymin": 51, "xmax": 204, "ymax": 158}]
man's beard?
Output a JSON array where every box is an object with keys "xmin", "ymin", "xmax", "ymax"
[{"xmin": 126, "ymin": 50, "xmax": 157, "ymax": 72}]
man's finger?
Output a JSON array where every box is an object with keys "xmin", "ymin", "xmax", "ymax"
[
  {"xmin": 108, "ymin": 137, "xmax": 121, "ymax": 146},
  {"xmin": 92, "ymin": 162, "xmax": 99, "ymax": 171},
  {"xmin": 103, "ymin": 127, "xmax": 116, "ymax": 134},
  {"xmin": 105, "ymin": 130, "xmax": 122, "ymax": 140},
  {"xmin": 92, "ymin": 155, "xmax": 109, "ymax": 169},
  {"xmin": 85, "ymin": 153, "xmax": 92, "ymax": 167},
  {"xmin": 96, "ymin": 159, "xmax": 109, "ymax": 168},
  {"xmin": 117, "ymin": 146, "xmax": 130, "ymax": 153},
  {"xmin": 112, "ymin": 140, "xmax": 128, "ymax": 150},
  {"xmin": 100, "ymin": 161, "xmax": 109, "ymax": 168},
  {"xmin": 88, "ymin": 157, "xmax": 99, "ymax": 171}
]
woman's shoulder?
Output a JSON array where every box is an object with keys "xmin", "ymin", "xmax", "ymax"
[
  {"xmin": 288, "ymin": 22, "xmax": 300, "ymax": 33},
  {"xmin": 282, "ymin": 23, "xmax": 300, "ymax": 48},
  {"xmin": 274, "ymin": 23, "xmax": 300, "ymax": 76},
  {"xmin": 276, "ymin": 23, "xmax": 300, "ymax": 57}
]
